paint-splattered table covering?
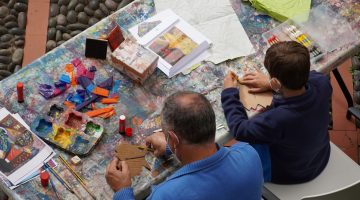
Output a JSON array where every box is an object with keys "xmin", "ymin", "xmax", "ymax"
[{"xmin": 0, "ymin": 0, "xmax": 359, "ymax": 199}]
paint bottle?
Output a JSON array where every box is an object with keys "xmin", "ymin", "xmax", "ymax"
[
  {"xmin": 125, "ymin": 127, "xmax": 132, "ymax": 137},
  {"xmin": 17, "ymin": 82, "xmax": 24, "ymax": 103},
  {"xmin": 119, "ymin": 115, "xmax": 126, "ymax": 134},
  {"xmin": 40, "ymin": 171, "xmax": 50, "ymax": 187}
]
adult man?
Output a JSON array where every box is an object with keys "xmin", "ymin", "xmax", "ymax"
[{"xmin": 106, "ymin": 91, "xmax": 263, "ymax": 199}]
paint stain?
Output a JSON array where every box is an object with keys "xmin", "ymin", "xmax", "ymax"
[
  {"xmin": 54, "ymin": 126, "xmax": 72, "ymax": 148},
  {"xmin": 65, "ymin": 112, "xmax": 83, "ymax": 129},
  {"xmin": 132, "ymin": 116, "xmax": 143, "ymax": 126},
  {"xmin": 35, "ymin": 119, "xmax": 53, "ymax": 136},
  {"xmin": 47, "ymin": 104, "xmax": 64, "ymax": 118},
  {"xmin": 84, "ymin": 122, "xmax": 101, "ymax": 136},
  {"xmin": 69, "ymin": 136, "xmax": 90, "ymax": 154}
]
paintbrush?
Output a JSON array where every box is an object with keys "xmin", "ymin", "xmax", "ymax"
[
  {"xmin": 44, "ymin": 162, "xmax": 82, "ymax": 200},
  {"xmin": 48, "ymin": 174, "xmax": 61, "ymax": 200},
  {"xmin": 58, "ymin": 155, "xmax": 97, "ymax": 200}
]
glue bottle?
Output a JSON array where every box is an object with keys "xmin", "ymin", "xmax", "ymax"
[
  {"xmin": 17, "ymin": 82, "xmax": 24, "ymax": 103},
  {"xmin": 119, "ymin": 115, "xmax": 126, "ymax": 134}
]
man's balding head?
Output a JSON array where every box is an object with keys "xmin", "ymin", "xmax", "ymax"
[{"xmin": 161, "ymin": 91, "xmax": 216, "ymax": 144}]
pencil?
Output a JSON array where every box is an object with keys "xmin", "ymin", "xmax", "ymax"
[{"xmin": 59, "ymin": 155, "xmax": 97, "ymax": 200}]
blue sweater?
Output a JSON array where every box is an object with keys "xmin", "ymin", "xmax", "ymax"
[
  {"xmin": 221, "ymin": 70, "xmax": 331, "ymax": 184},
  {"xmin": 114, "ymin": 143, "xmax": 263, "ymax": 200}
]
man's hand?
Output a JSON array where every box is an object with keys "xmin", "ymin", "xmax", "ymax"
[
  {"xmin": 105, "ymin": 157, "xmax": 131, "ymax": 192},
  {"xmin": 241, "ymin": 71, "xmax": 271, "ymax": 93},
  {"xmin": 224, "ymin": 71, "xmax": 239, "ymax": 89},
  {"xmin": 145, "ymin": 131, "xmax": 167, "ymax": 157}
]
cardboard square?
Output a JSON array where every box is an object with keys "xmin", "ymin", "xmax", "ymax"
[
  {"xmin": 85, "ymin": 38, "xmax": 108, "ymax": 59},
  {"xmin": 107, "ymin": 25, "xmax": 125, "ymax": 51},
  {"xmin": 115, "ymin": 143, "xmax": 150, "ymax": 177},
  {"xmin": 239, "ymin": 84, "xmax": 273, "ymax": 110}
]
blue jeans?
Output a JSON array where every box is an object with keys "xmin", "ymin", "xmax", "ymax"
[{"xmin": 251, "ymin": 144, "xmax": 271, "ymax": 182}]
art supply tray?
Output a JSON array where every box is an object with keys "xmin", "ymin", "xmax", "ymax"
[
  {"xmin": 30, "ymin": 104, "xmax": 104, "ymax": 156},
  {"xmin": 262, "ymin": 19, "xmax": 325, "ymax": 64},
  {"xmin": 262, "ymin": 4, "xmax": 359, "ymax": 65}
]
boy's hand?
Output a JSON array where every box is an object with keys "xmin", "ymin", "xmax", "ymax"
[
  {"xmin": 224, "ymin": 71, "xmax": 239, "ymax": 89},
  {"xmin": 105, "ymin": 157, "xmax": 131, "ymax": 192},
  {"xmin": 145, "ymin": 131, "xmax": 167, "ymax": 157},
  {"xmin": 241, "ymin": 71, "xmax": 271, "ymax": 93}
]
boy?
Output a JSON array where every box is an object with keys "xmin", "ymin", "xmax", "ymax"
[{"xmin": 221, "ymin": 41, "xmax": 332, "ymax": 184}]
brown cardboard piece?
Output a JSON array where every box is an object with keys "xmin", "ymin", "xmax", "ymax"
[
  {"xmin": 239, "ymin": 84, "xmax": 273, "ymax": 110},
  {"xmin": 115, "ymin": 143, "xmax": 150, "ymax": 177}
]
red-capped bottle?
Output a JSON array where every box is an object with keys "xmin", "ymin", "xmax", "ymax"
[
  {"xmin": 17, "ymin": 82, "xmax": 24, "ymax": 103},
  {"xmin": 119, "ymin": 115, "xmax": 126, "ymax": 134}
]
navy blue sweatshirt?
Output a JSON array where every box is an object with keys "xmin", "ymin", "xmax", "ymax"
[{"xmin": 221, "ymin": 70, "xmax": 332, "ymax": 184}]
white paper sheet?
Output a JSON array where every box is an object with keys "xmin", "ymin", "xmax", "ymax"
[
  {"xmin": 0, "ymin": 108, "xmax": 54, "ymax": 185},
  {"xmin": 154, "ymin": 0, "xmax": 255, "ymax": 64},
  {"xmin": 129, "ymin": 9, "xmax": 212, "ymax": 77}
]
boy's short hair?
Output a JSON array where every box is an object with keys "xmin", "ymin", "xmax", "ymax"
[{"xmin": 264, "ymin": 41, "xmax": 310, "ymax": 90}]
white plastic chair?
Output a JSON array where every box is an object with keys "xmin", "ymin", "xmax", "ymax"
[{"xmin": 263, "ymin": 142, "xmax": 360, "ymax": 200}]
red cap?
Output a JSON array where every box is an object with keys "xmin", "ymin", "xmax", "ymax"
[
  {"xmin": 17, "ymin": 82, "xmax": 23, "ymax": 89},
  {"xmin": 40, "ymin": 171, "xmax": 50, "ymax": 187},
  {"xmin": 125, "ymin": 127, "xmax": 132, "ymax": 137}
]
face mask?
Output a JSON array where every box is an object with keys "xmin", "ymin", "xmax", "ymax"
[{"xmin": 269, "ymin": 78, "xmax": 282, "ymax": 93}]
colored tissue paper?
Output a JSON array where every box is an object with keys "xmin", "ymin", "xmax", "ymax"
[
  {"xmin": 69, "ymin": 93, "xmax": 84, "ymax": 105},
  {"xmin": 77, "ymin": 76, "xmax": 94, "ymax": 89},
  {"xmin": 39, "ymin": 84, "xmax": 55, "ymax": 99},
  {"xmin": 59, "ymin": 74, "xmax": 71, "ymax": 84},
  {"xmin": 52, "ymin": 85, "xmax": 69, "ymax": 97},
  {"xmin": 54, "ymin": 81, "xmax": 67, "ymax": 88},
  {"xmin": 71, "ymin": 58, "xmax": 81, "ymax": 67},
  {"xmin": 101, "ymin": 97, "xmax": 119, "ymax": 104},
  {"xmin": 250, "ymin": 0, "xmax": 311, "ymax": 22},
  {"xmin": 92, "ymin": 87, "xmax": 109, "ymax": 97},
  {"xmin": 76, "ymin": 89, "xmax": 87, "ymax": 99},
  {"xmin": 86, "ymin": 84, "xmax": 96, "ymax": 93},
  {"xmin": 75, "ymin": 77, "xmax": 114, "ymax": 111},
  {"xmin": 39, "ymin": 84, "xmax": 69, "ymax": 99},
  {"xmin": 65, "ymin": 64, "xmax": 74, "ymax": 73},
  {"xmin": 85, "ymin": 71, "xmax": 95, "ymax": 80},
  {"xmin": 85, "ymin": 106, "xmax": 114, "ymax": 117},
  {"xmin": 110, "ymin": 80, "xmax": 121, "ymax": 95},
  {"xmin": 89, "ymin": 66, "xmax": 97, "ymax": 72}
]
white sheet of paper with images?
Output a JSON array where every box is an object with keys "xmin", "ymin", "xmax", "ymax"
[
  {"xmin": 0, "ymin": 108, "xmax": 54, "ymax": 185},
  {"xmin": 129, "ymin": 10, "xmax": 212, "ymax": 78},
  {"xmin": 154, "ymin": 0, "xmax": 255, "ymax": 64}
]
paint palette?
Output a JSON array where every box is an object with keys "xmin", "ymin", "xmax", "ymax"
[{"xmin": 30, "ymin": 104, "xmax": 104, "ymax": 156}]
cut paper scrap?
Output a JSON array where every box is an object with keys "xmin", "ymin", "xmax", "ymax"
[
  {"xmin": 115, "ymin": 143, "xmax": 150, "ymax": 177},
  {"xmin": 97, "ymin": 109, "xmax": 116, "ymax": 119},
  {"xmin": 154, "ymin": 0, "xmax": 255, "ymax": 64},
  {"xmin": 107, "ymin": 25, "xmax": 125, "ymax": 51},
  {"xmin": 92, "ymin": 86, "xmax": 109, "ymax": 97},
  {"xmin": 138, "ymin": 20, "xmax": 162, "ymax": 37},
  {"xmin": 85, "ymin": 106, "xmax": 114, "ymax": 118},
  {"xmin": 250, "ymin": 0, "xmax": 311, "ymax": 22},
  {"xmin": 239, "ymin": 84, "xmax": 273, "ymax": 110},
  {"xmin": 101, "ymin": 97, "xmax": 119, "ymax": 104}
]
